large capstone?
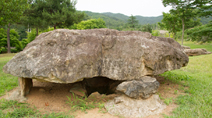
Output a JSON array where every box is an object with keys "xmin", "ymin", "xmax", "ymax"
[{"xmin": 3, "ymin": 29, "xmax": 189, "ymax": 83}]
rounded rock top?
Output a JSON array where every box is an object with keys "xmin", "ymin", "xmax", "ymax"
[{"xmin": 3, "ymin": 29, "xmax": 189, "ymax": 83}]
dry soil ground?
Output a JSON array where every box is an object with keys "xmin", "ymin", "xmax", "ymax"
[{"xmin": 1, "ymin": 76, "xmax": 185, "ymax": 118}]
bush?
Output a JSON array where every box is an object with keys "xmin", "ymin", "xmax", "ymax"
[
  {"xmin": 71, "ymin": 18, "xmax": 106, "ymax": 30},
  {"xmin": 11, "ymin": 48, "xmax": 18, "ymax": 53},
  {"xmin": 152, "ymin": 30, "xmax": 160, "ymax": 36},
  {"xmin": 0, "ymin": 47, "xmax": 7, "ymax": 53},
  {"xmin": 0, "ymin": 28, "xmax": 22, "ymax": 53}
]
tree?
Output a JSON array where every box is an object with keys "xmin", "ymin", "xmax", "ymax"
[
  {"xmin": 159, "ymin": 10, "xmax": 201, "ymax": 40},
  {"xmin": 0, "ymin": 0, "xmax": 27, "ymax": 53},
  {"xmin": 21, "ymin": 0, "xmax": 48, "ymax": 36},
  {"xmin": 22, "ymin": 0, "xmax": 85, "ymax": 36},
  {"xmin": 127, "ymin": 15, "xmax": 139, "ymax": 29},
  {"xmin": 71, "ymin": 18, "xmax": 107, "ymax": 30},
  {"xmin": 159, "ymin": 12, "xmax": 180, "ymax": 39},
  {"xmin": 0, "ymin": 28, "xmax": 22, "ymax": 53},
  {"xmin": 41, "ymin": 0, "xmax": 85, "ymax": 29},
  {"xmin": 186, "ymin": 22, "xmax": 212, "ymax": 42},
  {"xmin": 141, "ymin": 24, "xmax": 153, "ymax": 33},
  {"xmin": 162, "ymin": 0, "xmax": 211, "ymax": 45}
]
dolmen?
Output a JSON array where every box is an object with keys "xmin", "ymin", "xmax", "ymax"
[{"xmin": 3, "ymin": 29, "xmax": 189, "ymax": 117}]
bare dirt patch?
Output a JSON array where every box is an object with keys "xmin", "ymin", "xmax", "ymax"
[{"xmin": 0, "ymin": 76, "xmax": 186, "ymax": 118}]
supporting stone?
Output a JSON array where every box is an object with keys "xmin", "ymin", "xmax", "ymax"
[{"xmin": 19, "ymin": 77, "xmax": 33, "ymax": 96}]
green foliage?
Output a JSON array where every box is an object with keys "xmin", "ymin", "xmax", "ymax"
[
  {"xmin": 141, "ymin": 24, "xmax": 152, "ymax": 33},
  {"xmin": 0, "ymin": 54, "xmax": 18, "ymax": 96},
  {"xmin": 84, "ymin": 11, "xmax": 126, "ymax": 29},
  {"xmin": 160, "ymin": 42, "xmax": 212, "ymax": 117},
  {"xmin": 152, "ymin": 30, "xmax": 160, "ymax": 36},
  {"xmin": 71, "ymin": 19, "xmax": 106, "ymax": 30},
  {"xmin": 67, "ymin": 92, "xmax": 96, "ymax": 113},
  {"xmin": 66, "ymin": 92, "xmax": 107, "ymax": 113},
  {"xmin": 164, "ymin": 98, "xmax": 173, "ymax": 105},
  {"xmin": 23, "ymin": 0, "xmax": 85, "ymax": 30},
  {"xmin": 186, "ymin": 23, "xmax": 212, "ymax": 43},
  {"xmin": 162, "ymin": 0, "xmax": 211, "ymax": 45},
  {"xmin": 158, "ymin": 12, "xmax": 181, "ymax": 39},
  {"xmin": 0, "ymin": 0, "xmax": 28, "ymax": 26},
  {"xmin": 20, "ymin": 29, "xmax": 37, "ymax": 49},
  {"xmin": 0, "ymin": 28, "xmax": 22, "ymax": 53},
  {"xmin": 127, "ymin": 15, "xmax": 139, "ymax": 29}
]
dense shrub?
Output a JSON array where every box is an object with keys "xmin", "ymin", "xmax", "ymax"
[
  {"xmin": 0, "ymin": 28, "xmax": 22, "ymax": 53},
  {"xmin": 152, "ymin": 30, "xmax": 160, "ymax": 36},
  {"xmin": 71, "ymin": 18, "xmax": 106, "ymax": 30}
]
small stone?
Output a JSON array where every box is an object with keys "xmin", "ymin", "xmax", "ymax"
[
  {"xmin": 184, "ymin": 48, "xmax": 211, "ymax": 56},
  {"xmin": 6, "ymin": 89, "xmax": 27, "ymax": 102},
  {"xmin": 116, "ymin": 76, "xmax": 160, "ymax": 99},
  {"xmin": 69, "ymin": 84, "xmax": 86, "ymax": 97},
  {"xmin": 39, "ymin": 88, "xmax": 45, "ymax": 92},
  {"xmin": 181, "ymin": 45, "xmax": 190, "ymax": 49},
  {"xmin": 105, "ymin": 95, "xmax": 166, "ymax": 118}
]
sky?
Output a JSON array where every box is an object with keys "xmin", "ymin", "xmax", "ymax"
[{"xmin": 75, "ymin": 0, "xmax": 172, "ymax": 17}]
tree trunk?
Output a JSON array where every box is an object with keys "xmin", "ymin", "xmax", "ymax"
[
  {"xmin": 7, "ymin": 23, "xmax": 11, "ymax": 53},
  {"xmin": 181, "ymin": 19, "xmax": 185, "ymax": 45},
  {"xmin": 174, "ymin": 32, "xmax": 176, "ymax": 40},
  {"xmin": 36, "ymin": 27, "xmax": 38, "ymax": 36},
  {"xmin": 54, "ymin": 25, "xmax": 56, "ymax": 29}
]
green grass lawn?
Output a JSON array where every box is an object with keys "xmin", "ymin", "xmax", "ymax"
[
  {"xmin": 0, "ymin": 53, "xmax": 18, "ymax": 96},
  {"xmin": 0, "ymin": 41, "xmax": 212, "ymax": 118},
  {"xmin": 162, "ymin": 41, "xmax": 212, "ymax": 118}
]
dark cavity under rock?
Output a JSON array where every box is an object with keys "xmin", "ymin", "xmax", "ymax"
[
  {"xmin": 116, "ymin": 76, "xmax": 160, "ymax": 99},
  {"xmin": 82, "ymin": 76, "xmax": 123, "ymax": 97}
]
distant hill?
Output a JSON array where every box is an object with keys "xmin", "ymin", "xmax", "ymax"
[
  {"xmin": 84, "ymin": 11, "xmax": 126, "ymax": 29},
  {"xmin": 84, "ymin": 11, "xmax": 163, "ymax": 29},
  {"xmin": 83, "ymin": 11, "xmax": 211, "ymax": 29}
]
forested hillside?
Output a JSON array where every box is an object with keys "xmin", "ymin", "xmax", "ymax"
[
  {"xmin": 84, "ymin": 11, "xmax": 125, "ymax": 29},
  {"xmin": 84, "ymin": 11, "xmax": 163, "ymax": 29},
  {"xmin": 84, "ymin": 11, "xmax": 212, "ymax": 29}
]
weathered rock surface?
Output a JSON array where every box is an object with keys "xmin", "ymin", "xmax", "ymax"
[
  {"xmin": 184, "ymin": 48, "xmax": 211, "ymax": 56},
  {"xmin": 105, "ymin": 94, "xmax": 166, "ymax": 118},
  {"xmin": 5, "ymin": 89, "xmax": 27, "ymax": 102},
  {"xmin": 116, "ymin": 76, "xmax": 159, "ymax": 99},
  {"xmin": 3, "ymin": 29, "xmax": 188, "ymax": 83}
]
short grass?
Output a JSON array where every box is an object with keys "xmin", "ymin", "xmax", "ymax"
[
  {"xmin": 161, "ymin": 41, "xmax": 212, "ymax": 118},
  {"xmin": 0, "ymin": 41, "xmax": 212, "ymax": 118},
  {"xmin": 0, "ymin": 53, "xmax": 18, "ymax": 96},
  {"xmin": 66, "ymin": 92, "xmax": 107, "ymax": 114},
  {"xmin": 183, "ymin": 41, "xmax": 212, "ymax": 52}
]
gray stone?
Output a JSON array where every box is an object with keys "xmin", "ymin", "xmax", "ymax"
[
  {"xmin": 184, "ymin": 48, "xmax": 211, "ymax": 56},
  {"xmin": 19, "ymin": 78, "xmax": 33, "ymax": 96},
  {"xmin": 5, "ymin": 89, "xmax": 27, "ymax": 102},
  {"xmin": 116, "ymin": 76, "xmax": 159, "ymax": 99},
  {"xmin": 69, "ymin": 83, "xmax": 87, "ymax": 97},
  {"xmin": 39, "ymin": 88, "xmax": 45, "ymax": 92},
  {"xmin": 105, "ymin": 94, "xmax": 166, "ymax": 118},
  {"xmin": 3, "ymin": 29, "xmax": 188, "ymax": 83},
  {"xmin": 181, "ymin": 45, "xmax": 190, "ymax": 49}
]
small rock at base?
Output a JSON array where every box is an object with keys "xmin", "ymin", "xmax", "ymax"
[
  {"xmin": 116, "ymin": 76, "xmax": 160, "ymax": 99},
  {"xmin": 105, "ymin": 94, "xmax": 166, "ymax": 118},
  {"xmin": 39, "ymin": 88, "xmax": 45, "ymax": 92}
]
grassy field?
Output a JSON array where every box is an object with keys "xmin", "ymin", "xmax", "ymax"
[{"xmin": 0, "ymin": 41, "xmax": 212, "ymax": 118}]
